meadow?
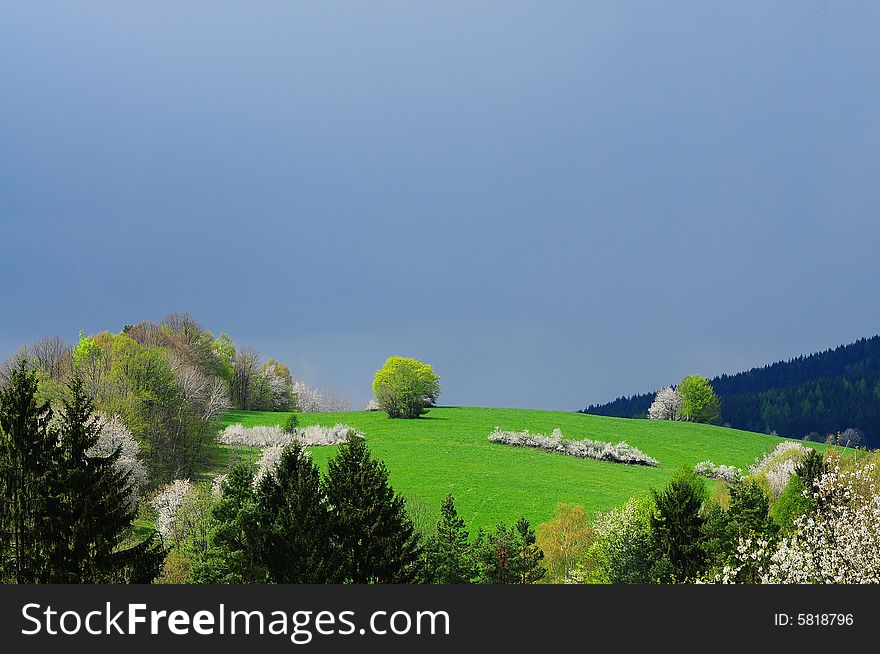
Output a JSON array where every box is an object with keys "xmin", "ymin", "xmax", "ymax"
[{"xmin": 212, "ymin": 406, "xmax": 829, "ymax": 530}]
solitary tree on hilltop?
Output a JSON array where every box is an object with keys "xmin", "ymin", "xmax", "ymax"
[
  {"xmin": 678, "ymin": 374, "xmax": 721, "ymax": 424},
  {"xmin": 372, "ymin": 356, "xmax": 440, "ymax": 419}
]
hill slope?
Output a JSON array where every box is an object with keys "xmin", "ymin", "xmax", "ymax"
[
  {"xmin": 215, "ymin": 406, "xmax": 827, "ymax": 531},
  {"xmin": 583, "ymin": 335, "xmax": 880, "ymax": 447}
]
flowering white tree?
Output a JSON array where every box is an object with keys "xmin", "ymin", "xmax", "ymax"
[
  {"xmin": 767, "ymin": 462, "xmax": 880, "ymax": 583},
  {"xmin": 291, "ymin": 379, "xmax": 351, "ymax": 413},
  {"xmin": 255, "ymin": 445, "xmax": 287, "ymax": 484},
  {"xmin": 151, "ymin": 479, "xmax": 192, "ymax": 541},
  {"xmin": 749, "ymin": 441, "xmax": 810, "ymax": 498},
  {"xmin": 169, "ymin": 354, "xmax": 231, "ymax": 422},
  {"xmin": 718, "ymin": 461, "xmax": 880, "ymax": 584},
  {"xmin": 647, "ymin": 386, "xmax": 682, "ymax": 421},
  {"xmin": 89, "ymin": 414, "xmax": 148, "ymax": 508}
]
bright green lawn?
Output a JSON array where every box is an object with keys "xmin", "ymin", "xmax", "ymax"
[{"xmin": 213, "ymin": 406, "xmax": 829, "ymax": 531}]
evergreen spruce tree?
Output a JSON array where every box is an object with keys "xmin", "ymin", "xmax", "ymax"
[
  {"xmin": 191, "ymin": 464, "xmax": 268, "ymax": 583},
  {"xmin": 54, "ymin": 374, "xmax": 165, "ymax": 582},
  {"xmin": 324, "ymin": 433, "xmax": 420, "ymax": 583},
  {"xmin": 425, "ymin": 494, "xmax": 476, "ymax": 583},
  {"xmin": 254, "ymin": 443, "xmax": 339, "ymax": 583},
  {"xmin": 0, "ymin": 363, "xmax": 163, "ymax": 582},
  {"xmin": 0, "ymin": 360, "xmax": 60, "ymax": 583},
  {"xmin": 651, "ymin": 469, "xmax": 707, "ymax": 582}
]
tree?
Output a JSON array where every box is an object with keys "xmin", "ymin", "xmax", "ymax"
[
  {"xmin": 282, "ymin": 413, "xmax": 299, "ymax": 434},
  {"xmin": 191, "ymin": 464, "xmax": 268, "ymax": 583},
  {"xmin": 537, "ymin": 503, "xmax": 594, "ymax": 582},
  {"xmin": 574, "ymin": 496, "xmax": 656, "ymax": 584},
  {"xmin": 650, "ymin": 469, "xmax": 707, "ymax": 581},
  {"xmin": 647, "ymin": 386, "xmax": 682, "ymax": 421},
  {"xmin": 678, "ymin": 374, "xmax": 721, "ymax": 423},
  {"xmin": 232, "ymin": 348, "xmax": 260, "ymax": 410},
  {"xmin": 372, "ymin": 356, "xmax": 440, "ymax": 419},
  {"xmin": 702, "ymin": 479, "xmax": 777, "ymax": 579},
  {"xmin": 53, "ymin": 374, "xmax": 165, "ymax": 582},
  {"xmin": 324, "ymin": 434, "xmax": 420, "ymax": 582},
  {"xmin": 254, "ymin": 443, "xmax": 339, "ymax": 583},
  {"xmin": 0, "ymin": 360, "xmax": 61, "ymax": 582},
  {"xmin": 0, "ymin": 363, "xmax": 164, "ymax": 583},
  {"xmin": 424, "ymin": 494, "xmax": 476, "ymax": 583},
  {"xmin": 825, "ymin": 428, "xmax": 864, "ymax": 448},
  {"xmin": 475, "ymin": 518, "xmax": 545, "ymax": 584}
]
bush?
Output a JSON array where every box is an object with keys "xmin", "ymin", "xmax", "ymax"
[
  {"xmin": 573, "ymin": 495, "xmax": 656, "ymax": 584},
  {"xmin": 282, "ymin": 413, "xmax": 299, "ymax": 434},
  {"xmin": 218, "ymin": 423, "xmax": 363, "ymax": 447},
  {"xmin": 488, "ymin": 427, "xmax": 658, "ymax": 467},
  {"xmin": 372, "ymin": 356, "xmax": 440, "ymax": 419},
  {"xmin": 694, "ymin": 460, "xmax": 742, "ymax": 483}
]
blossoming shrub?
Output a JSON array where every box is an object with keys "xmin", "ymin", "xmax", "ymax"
[
  {"xmin": 570, "ymin": 495, "xmax": 657, "ymax": 583},
  {"xmin": 694, "ymin": 460, "xmax": 742, "ymax": 483},
  {"xmin": 219, "ymin": 423, "xmax": 364, "ymax": 448},
  {"xmin": 488, "ymin": 428, "xmax": 658, "ymax": 467},
  {"xmin": 717, "ymin": 457, "xmax": 880, "ymax": 584},
  {"xmin": 749, "ymin": 441, "xmax": 811, "ymax": 498}
]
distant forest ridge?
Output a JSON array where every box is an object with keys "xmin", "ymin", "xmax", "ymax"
[{"xmin": 581, "ymin": 335, "xmax": 880, "ymax": 448}]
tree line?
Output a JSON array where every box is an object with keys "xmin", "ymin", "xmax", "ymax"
[
  {"xmin": 0, "ymin": 313, "xmax": 350, "ymax": 484},
  {"xmin": 583, "ymin": 335, "xmax": 880, "ymax": 447}
]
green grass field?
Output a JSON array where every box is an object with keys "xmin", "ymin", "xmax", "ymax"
[{"xmin": 213, "ymin": 406, "xmax": 829, "ymax": 531}]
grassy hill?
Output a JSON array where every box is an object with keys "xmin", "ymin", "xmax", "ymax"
[{"xmin": 213, "ymin": 406, "xmax": 829, "ymax": 531}]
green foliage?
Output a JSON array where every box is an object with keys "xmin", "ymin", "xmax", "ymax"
[
  {"xmin": 72, "ymin": 330, "xmax": 100, "ymax": 367},
  {"xmin": 650, "ymin": 468, "xmax": 707, "ymax": 581},
  {"xmin": 678, "ymin": 374, "xmax": 721, "ymax": 424},
  {"xmin": 325, "ymin": 434, "xmax": 421, "ymax": 582},
  {"xmin": 0, "ymin": 363, "xmax": 164, "ymax": 583},
  {"xmin": 372, "ymin": 356, "xmax": 440, "ymax": 419},
  {"xmin": 282, "ymin": 413, "xmax": 300, "ymax": 434},
  {"xmin": 196, "ymin": 437, "xmax": 420, "ymax": 584},
  {"xmin": 580, "ymin": 495, "xmax": 656, "ymax": 584},
  {"xmin": 771, "ymin": 475, "xmax": 814, "ymax": 533},
  {"xmin": 537, "ymin": 503, "xmax": 594, "ymax": 582},
  {"xmin": 423, "ymin": 494, "xmax": 477, "ymax": 583},
  {"xmin": 255, "ymin": 443, "xmax": 339, "ymax": 583},
  {"xmin": 0, "ymin": 360, "xmax": 61, "ymax": 582},
  {"xmin": 474, "ymin": 517, "xmax": 545, "ymax": 583},
  {"xmin": 702, "ymin": 479, "xmax": 777, "ymax": 578},
  {"xmin": 191, "ymin": 465, "xmax": 268, "ymax": 583}
]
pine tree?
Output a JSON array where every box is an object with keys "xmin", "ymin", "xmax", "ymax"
[
  {"xmin": 0, "ymin": 360, "xmax": 60, "ymax": 582},
  {"xmin": 324, "ymin": 433, "xmax": 420, "ymax": 583},
  {"xmin": 254, "ymin": 443, "xmax": 339, "ymax": 583},
  {"xmin": 0, "ymin": 363, "xmax": 163, "ymax": 582},
  {"xmin": 651, "ymin": 469, "xmax": 707, "ymax": 581},
  {"xmin": 191, "ymin": 464, "xmax": 269, "ymax": 583},
  {"xmin": 53, "ymin": 374, "xmax": 165, "ymax": 582},
  {"xmin": 425, "ymin": 494, "xmax": 476, "ymax": 583}
]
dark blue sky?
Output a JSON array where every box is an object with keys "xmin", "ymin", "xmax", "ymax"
[{"xmin": 2, "ymin": 1, "xmax": 879, "ymax": 410}]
